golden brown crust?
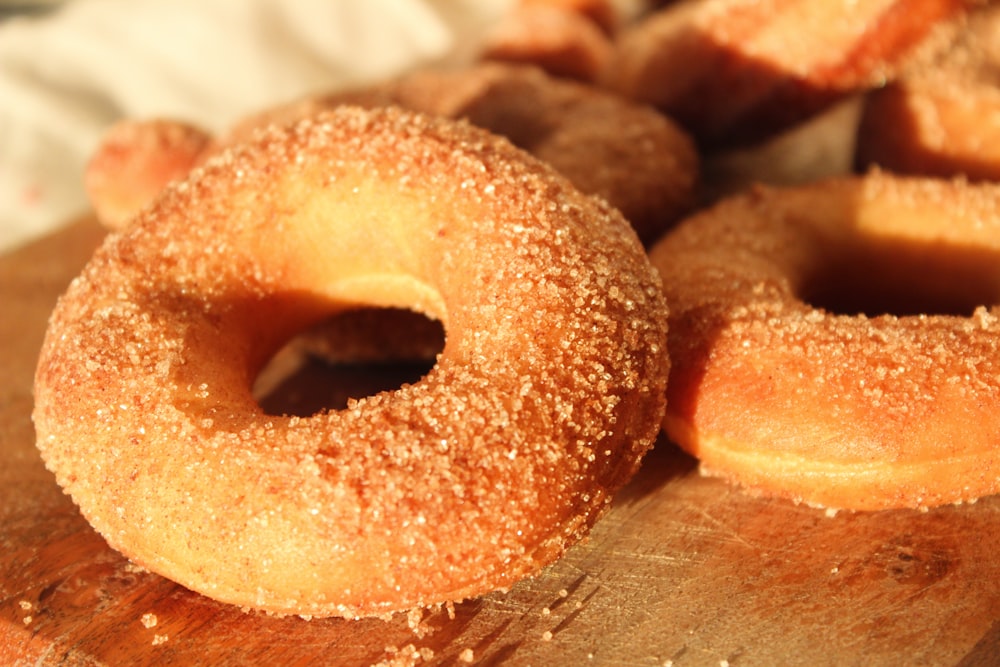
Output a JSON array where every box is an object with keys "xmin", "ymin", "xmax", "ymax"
[
  {"xmin": 34, "ymin": 106, "xmax": 669, "ymax": 617},
  {"xmin": 650, "ymin": 171, "xmax": 1000, "ymax": 511},
  {"xmin": 604, "ymin": 0, "xmax": 974, "ymax": 149}
]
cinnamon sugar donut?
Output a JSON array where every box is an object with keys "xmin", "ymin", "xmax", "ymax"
[
  {"xmin": 856, "ymin": 4, "xmax": 1000, "ymax": 180},
  {"xmin": 34, "ymin": 107, "xmax": 669, "ymax": 617},
  {"xmin": 604, "ymin": 0, "xmax": 972, "ymax": 149},
  {"xmin": 650, "ymin": 171, "xmax": 1000, "ymax": 511}
]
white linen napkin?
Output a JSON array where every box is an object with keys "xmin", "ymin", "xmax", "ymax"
[{"xmin": 0, "ymin": 0, "xmax": 510, "ymax": 252}]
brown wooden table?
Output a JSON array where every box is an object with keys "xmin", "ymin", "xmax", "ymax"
[{"xmin": 2, "ymin": 217, "xmax": 999, "ymax": 666}]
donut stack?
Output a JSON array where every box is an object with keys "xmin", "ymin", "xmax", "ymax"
[{"xmin": 34, "ymin": 0, "xmax": 1000, "ymax": 619}]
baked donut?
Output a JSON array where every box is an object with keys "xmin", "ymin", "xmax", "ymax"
[
  {"xmin": 856, "ymin": 4, "xmax": 1000, "ymax": 181},
  {"xmin": 650, "ymin": 170, "xmax": 1000, "ymax": 511},
  {"xmin": 603, "ymin": 0, "xmax": 972, "ymax": 149},
  {"xmin": 34, "ymin": 106, "xmax": 669, "ymax": 617},
  {"xmin": 85, "ymin": 118, "xmax": 211, "ymax": 230}
]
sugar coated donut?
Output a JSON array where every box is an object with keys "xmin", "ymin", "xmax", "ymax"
[
  {"xmin": 34, "ymin": 106, "xmax": 669, "ymax": 617},
  {"xmin": 603, "ymin": 0, "xmax": 971, "ymax": 149},
  {"xmin": 856, "ymin": 3, "xmax": 1000, "ymax": 181},
  {"xmin": 650, "ymin": 171, "xmax": 1000, "ymax": 511}
]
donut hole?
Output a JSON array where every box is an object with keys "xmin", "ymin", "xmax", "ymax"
[
  {"xmin": 253, "ymin": 307, "xmax": 444, "ymax": 417},
  {"xmin": 800, "ymin": 238, "xmax": 1000, "ymax": 317}
]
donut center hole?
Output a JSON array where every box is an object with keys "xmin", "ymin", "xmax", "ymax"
[
  {"xmin": 253, "ymin": 307, "xmax": 444, "ymax": 417},
  {"xmin": 801, "ymin": 244, "xmax": 1000, "ymax": 317}
]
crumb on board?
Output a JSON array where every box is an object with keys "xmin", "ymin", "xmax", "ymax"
[
  {"xmin": 406, "ymin": 607, "xmax": 434, "ymax": 639},
  {"xmin": 141, "ymin": 612, "xmax": 158, "ymax": 628},
  {"xmin": 407, "ymin": 607, "xmax": 423, "ymax": 631}
]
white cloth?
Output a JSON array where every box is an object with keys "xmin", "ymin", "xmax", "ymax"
[{"xmin": 0, "ymin": 0, "xmax": 511, "ymax": 252}]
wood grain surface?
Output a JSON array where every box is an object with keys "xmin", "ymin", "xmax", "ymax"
[{"xmin": 2, "ymin": 217, "xmax": 1000, "ymax": 666}]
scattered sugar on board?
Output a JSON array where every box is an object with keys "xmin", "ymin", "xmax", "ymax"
[
  {"xmin": 372, "ymin": 644, "xmax": 434, "ymax": 667},
  {"xmin": 19, "ymin": 600, "xmax": 33, "ymax": 625}
]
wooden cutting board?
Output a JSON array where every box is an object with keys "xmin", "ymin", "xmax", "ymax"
[{"xmin": 2, "ymin": 216, "xmax": 1000, "ymax": 666}]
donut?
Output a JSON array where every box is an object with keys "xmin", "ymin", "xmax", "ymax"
[
  {"xmin": 85, "ymin": 118, "xmax": 212, "ymax": 230},
  {"xmin": 856, "ymin": 4, "xmax": 1000, "ymax": 181},
  {"xmin": 602, "ymin": 0, "xmax": 972, "ymax": 149},
  {"xmin": 33, "ymin": 106, "xmax": 670, "ymax": 617},
  {"xmin": 649, "ymin": 170, "xmax": 1000, "ymax": 511}
]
